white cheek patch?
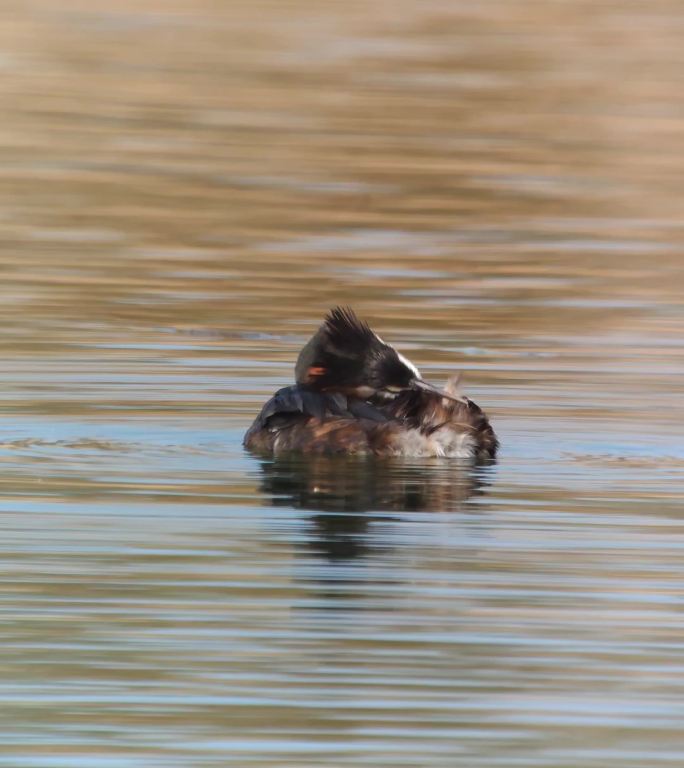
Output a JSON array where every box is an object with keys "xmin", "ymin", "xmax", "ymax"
[
  {"xmin": 396, "ymin": 351, "xmax": 421, "ymax": 379},
  {"xmin": 372, "ymin": 331, "xmax": 422, "ymax": 378}
]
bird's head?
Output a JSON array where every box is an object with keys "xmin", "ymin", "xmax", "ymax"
[{"xmin": 295, "ymin": 307, "xmax": 465, "ymax": 403}]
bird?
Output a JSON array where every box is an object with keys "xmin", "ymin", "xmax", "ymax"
[{"xmin": 243, "ymin": 307, "xmax": 497, "ymax": 460}]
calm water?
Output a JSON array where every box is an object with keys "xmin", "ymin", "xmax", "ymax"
[{"xmin": 1, "ymin": 1, "xmax": 684, "ymax": 766}]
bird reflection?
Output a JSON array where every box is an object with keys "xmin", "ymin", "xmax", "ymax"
[{"xmin": 255, "ymin": 455, "xmax": 495, "ymax": 562}]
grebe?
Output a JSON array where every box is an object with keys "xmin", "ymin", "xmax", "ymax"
[{"xmin": 243, "ymin": 307, "xmax": 497, "ymax": 460}]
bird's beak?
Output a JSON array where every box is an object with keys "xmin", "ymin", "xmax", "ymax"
[{"xmin": 411, "ymin": 378, "xmax": 468, "ymax": 404}]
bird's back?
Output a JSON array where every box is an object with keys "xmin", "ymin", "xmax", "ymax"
[{"xmin": 243, "ymin": 383, "xmax": 497, "ymax": 460}]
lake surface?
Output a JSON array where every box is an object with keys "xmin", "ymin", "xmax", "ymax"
[{"xmin": 1, "ymin": 1, "xmax": 683, "ymax": 766}]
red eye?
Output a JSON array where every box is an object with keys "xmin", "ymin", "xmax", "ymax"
[{"xmin": 308, "ymin": 366, "xmax": 326, "ymax": 377}]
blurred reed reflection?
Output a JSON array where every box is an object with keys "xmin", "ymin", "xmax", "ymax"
[{"xmin": 257, "ymin": 455, "xmax": 494, "ymax": 561}]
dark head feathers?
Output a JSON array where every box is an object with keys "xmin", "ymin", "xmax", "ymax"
[
  {"xmin": 323, "ymin": 307, "xmax": 384, "ymax": 356},
  {"xmin": 296, "ymin": 306, "xmax": 416, "ymax": 390}
]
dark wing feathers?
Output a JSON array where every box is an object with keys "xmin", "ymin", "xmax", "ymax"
[
  {"xmin": 257, "ymin": 386, "xmax": 330, "ymax": 427},
  {"xmin": 247, "ymin": 386, "xmax": 354, "ymax": 433},
  {"xmin": 346, "ymin": 398, "xmax": 389, "ymax": 422},
  {"xmin": 243, "ymin": 385, "xmax": 390, "ymax": 448}
]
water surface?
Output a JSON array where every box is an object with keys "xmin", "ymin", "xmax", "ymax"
[{"xmin": 1, "ymin": 1, "xmax": 683, "ymax": 766}]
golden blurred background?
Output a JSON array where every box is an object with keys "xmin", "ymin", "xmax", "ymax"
[{"xmin": 0, "ymin": 2, "xmax": 683, "ymax": 766}]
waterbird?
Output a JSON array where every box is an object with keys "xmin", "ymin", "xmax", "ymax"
[{"xmin": 243, "ymin": 307, "xmax": 497, "ymax": 459}]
